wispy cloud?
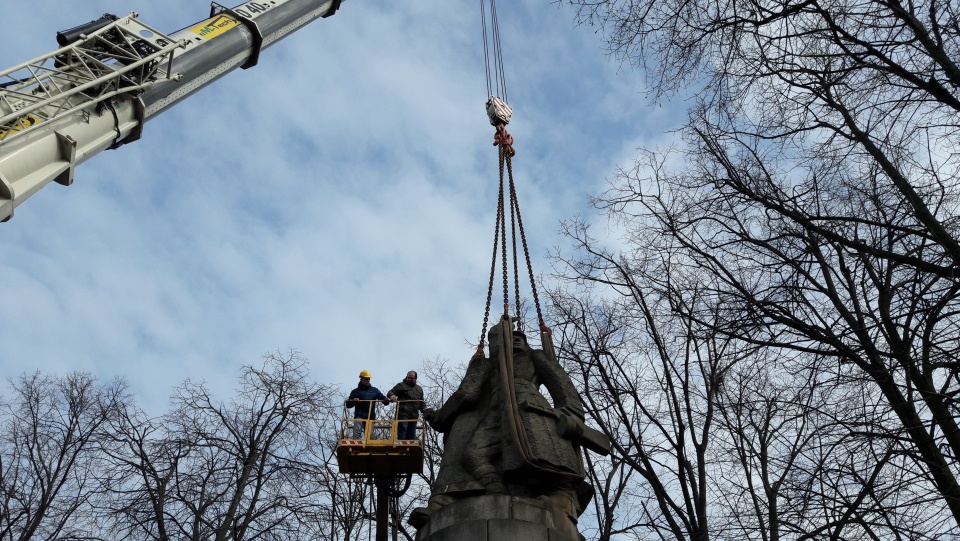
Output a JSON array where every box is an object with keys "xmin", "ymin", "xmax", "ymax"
[{"xmin": 0, "ymin": 0, "xmax": 666, "ymax": 414}]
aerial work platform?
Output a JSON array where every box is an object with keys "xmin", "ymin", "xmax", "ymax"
[{"xmin": 336, "ymin": 400, "xmax": 424, "ymax": 478}]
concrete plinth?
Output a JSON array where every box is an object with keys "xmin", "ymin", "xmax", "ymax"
[{"xmin": 415, "ymin": 494, "xmax": 583, "ymax": 541}]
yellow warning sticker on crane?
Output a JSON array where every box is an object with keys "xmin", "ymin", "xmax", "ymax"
[
  {"xmin": 0, "ymin": 114, "xmax": 42, "ymax": 141},
  {"xmin": 189, "ymin": 14, "xmax": 241, "ymax": 40}
]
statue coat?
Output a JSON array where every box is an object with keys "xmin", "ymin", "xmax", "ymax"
[{"xmin": 428, "ymin": 336, "xmax": 584, "ymax": 496}]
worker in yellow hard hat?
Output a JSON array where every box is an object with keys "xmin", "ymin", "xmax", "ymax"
[{"xmin": 345, "ymin": 369, "xmax": 389, "ymax": 439}]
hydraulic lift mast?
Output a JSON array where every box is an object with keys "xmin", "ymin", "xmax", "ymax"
[{"xmin": 0, "ymin": 0, "xmax": 344, "ymax": 221}]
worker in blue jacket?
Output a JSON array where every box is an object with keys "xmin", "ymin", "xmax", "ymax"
[{"xmin": 345, "ymin": 369, "xmax": 389, "ymax": 439}]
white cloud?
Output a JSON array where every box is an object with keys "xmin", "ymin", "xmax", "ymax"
[{"xmin": 0, "ymin": 0, "xmax": 674, "ymax": 415}]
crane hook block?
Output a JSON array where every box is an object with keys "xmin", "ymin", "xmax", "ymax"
[{"xmin": 486, "ymin": 96, "xmax": 512, "ymax": 127}]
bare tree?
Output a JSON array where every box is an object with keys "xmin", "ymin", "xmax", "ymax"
[
  {"xmin": 555, "ymin": 0, "xmax": 960, "ymax": 532},
  {"xmin": 0, "ymin": 372, "xmax": 126, "ymax": 541},
  {"xmin": 99, "ymin": 400, "xmax": 193, "ymax": 541},
  {"xmin": 0, "ymin": 353, "xmax": 455, "ymax": 541},
  {"xmin": 548, "ymin": 257, "xmax": 749, "ymax": 541},
  {"xmin": 99, "ymin": 351, "xmax": 341, "ymax": 541},
  {"xmin": 710, "ymin": 354, "xmax": 948, "ymax": 540},
  {"xmin": 548, "ymin": 230, "xmax": 956, "ymax": 539}
]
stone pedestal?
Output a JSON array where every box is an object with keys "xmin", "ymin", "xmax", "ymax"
[{"xmin": 415, "ymin": 494, "xmax": 583, "ymax": 541}]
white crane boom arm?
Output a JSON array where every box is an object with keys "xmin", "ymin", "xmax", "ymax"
[{"xmin": 0, "ymin": 0, "xmax": 344, "ymax": 221}]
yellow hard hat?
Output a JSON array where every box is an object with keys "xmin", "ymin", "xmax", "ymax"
[{"xmin": 359, "ymin": 370, "xmax": 372, "ymax": 378}]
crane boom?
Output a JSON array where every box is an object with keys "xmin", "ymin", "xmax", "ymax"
[{"xmin": 0, "ymin": 0, "xmax": 344, "ymax": 222}]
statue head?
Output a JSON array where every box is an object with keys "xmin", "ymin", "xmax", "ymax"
[
  {"xmin": 512, "ymin": 330, "xmax": 529, "ymax": 350},
  {"xmin": 488, "ymin": 322, "xmax": 530, "ymax": 358}
]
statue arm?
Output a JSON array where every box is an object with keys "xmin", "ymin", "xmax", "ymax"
[{"xmin": 426, "ymin": 359, "xmax": 491, "ymax": 432}]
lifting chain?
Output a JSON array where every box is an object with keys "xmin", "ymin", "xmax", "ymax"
[{"xmin": 478, "ymin": 124, "xmax": 546, "ymax": 358}]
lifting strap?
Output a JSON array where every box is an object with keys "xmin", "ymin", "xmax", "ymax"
[{"xmin": 496, "ymin": 315, "xmax": 586, "ymax": 481}]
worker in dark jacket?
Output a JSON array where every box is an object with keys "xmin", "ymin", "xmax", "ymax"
[
  {"xmin": 345, "ymin": 369, "xmax": 389, "ymax": 439},
  {"xmin": 388, "ymin": 371, "xmax": 425, "ymax": 440}
]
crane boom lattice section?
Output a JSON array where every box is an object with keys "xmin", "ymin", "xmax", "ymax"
[{"xmin": 0, "ymin": 14, "xmax": 185, "ymax": 147}]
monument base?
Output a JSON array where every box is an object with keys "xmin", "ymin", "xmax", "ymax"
[{"xmin": 414, "ymin": 493, "xmax": 584, "ymax": 541}]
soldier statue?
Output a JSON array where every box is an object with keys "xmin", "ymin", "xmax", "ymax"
[{"xmin": 410, "ymin": 317, "xmax": 609, "ymax": 531}]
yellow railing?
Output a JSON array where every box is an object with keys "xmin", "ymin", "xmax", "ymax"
[{"xmin": 339, "ymin": 399, "xmax": 424, "ymax": 443}]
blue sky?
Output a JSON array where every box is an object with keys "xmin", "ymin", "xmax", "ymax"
[{"xmin": 0, "ymin": 0, "xmax": 674, "ymax": 414}]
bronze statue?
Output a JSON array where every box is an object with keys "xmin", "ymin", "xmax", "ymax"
[{"xmin": 410, "ymin": 318, "xmax": 609, "ymax": 530}]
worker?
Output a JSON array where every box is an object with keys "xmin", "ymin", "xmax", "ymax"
[
  {"xmin": 345, "ymin": 369, "xmax": 389, "ymax": 439},
  {"xmin": 387, "ymin": 370, "xmax": 425, "ymax": 440}
]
